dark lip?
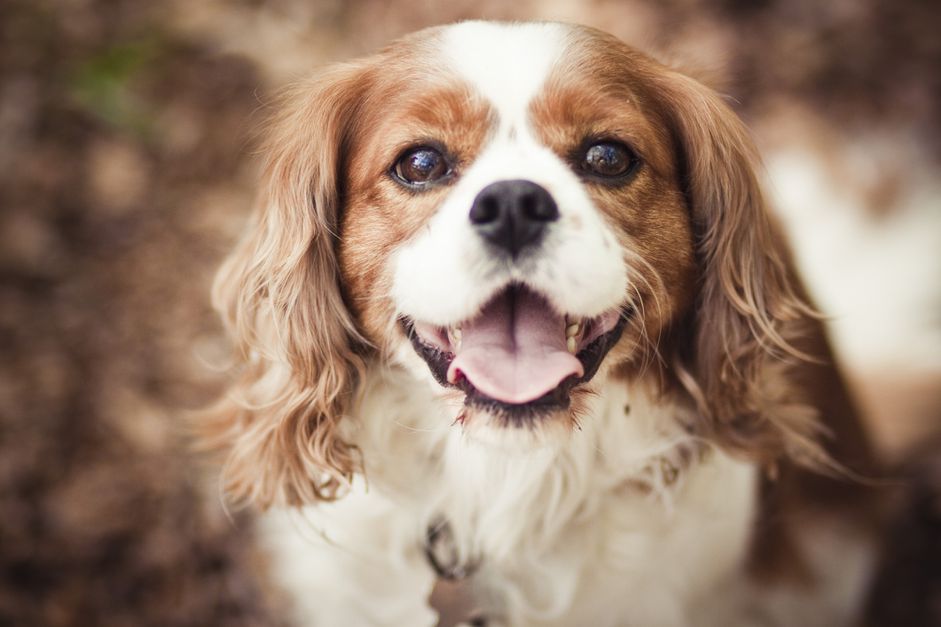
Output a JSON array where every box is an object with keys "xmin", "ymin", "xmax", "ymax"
[{"xmin": 401, "ymin": 306, "xmax": 633, "ymax": 426}]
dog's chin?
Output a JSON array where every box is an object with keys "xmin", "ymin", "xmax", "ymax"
[
  {"xmin": 401, "ymin": 284, "xmax": 631, "ymax": 433},
  {"xmin": 455, "ymin": 403, "xmax": 581, "ymax": 450}
]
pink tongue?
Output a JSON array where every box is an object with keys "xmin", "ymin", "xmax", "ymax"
[{"xmin": 447, "ymin": 287, "xmax": 584, "ymax": 404}]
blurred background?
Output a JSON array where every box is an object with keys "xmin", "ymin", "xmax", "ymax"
[{"xmin": 1, "ymin": 0, "xmax": 938, "ymax": 625}]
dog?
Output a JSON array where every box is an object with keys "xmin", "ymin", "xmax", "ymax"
[{"xmin": 202, "ymin": 21, "xmax": 884, "ymax": 626}]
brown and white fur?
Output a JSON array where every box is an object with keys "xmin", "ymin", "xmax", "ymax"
[{"xmin": 202, "ymin": 21, "xmax": 883, "ymax": 627}]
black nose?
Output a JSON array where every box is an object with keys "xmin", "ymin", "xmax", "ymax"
[{"xmin": 468, "ymin": 180, "xmax": 559, "ymax": 257}]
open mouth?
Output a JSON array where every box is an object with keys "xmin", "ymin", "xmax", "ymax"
[{"xmin": 402, "ymin": 284, "xmax": 630, "ymax": 423}]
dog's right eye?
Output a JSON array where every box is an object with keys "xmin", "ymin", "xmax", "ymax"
[{"xmin": 392, "ymin": 146, "xmax": 451, "ymax": 188}]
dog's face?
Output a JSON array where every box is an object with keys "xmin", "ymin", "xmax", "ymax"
[
  {"xmin": 339, "ymin": 23, "xmax": 696, "ymax": 433},
  {"xmin": 208, "ymin": 22, "xmax": 809, "ymax": 504}
]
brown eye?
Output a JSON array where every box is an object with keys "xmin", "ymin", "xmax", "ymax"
[
  {"xmin": 392, "ymin": 146, "xmax": 450, "ymax": 187},
  {"xmin": 582, "ymin": 141, "xmax": 638, "ymax": 179}
]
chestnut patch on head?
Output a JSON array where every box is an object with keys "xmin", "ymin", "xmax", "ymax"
[
  {"xmin": 529, "ymin": 54, "xmax": 697, "ymax": 373},
  {"xmin": 532, "ymin": 26, "xmax": 828, "ymax": 471},
  {"xmin": 339, "ymin": 82, "xmax": 494, "ymax": 342}
]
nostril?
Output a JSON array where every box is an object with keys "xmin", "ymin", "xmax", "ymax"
[{"xmin": 469, "ymin": 196, "xmax": 500, "ymax": 224}]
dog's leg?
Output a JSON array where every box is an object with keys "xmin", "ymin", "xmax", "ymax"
[{"xmin": 259, "ymin": 492, "xmax": 438, "ymax": 626}]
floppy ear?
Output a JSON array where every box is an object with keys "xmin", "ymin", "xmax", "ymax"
[
  {"xmin": 199, "ymin": 64, "xmax": 372, "ymax": 508},
  {"xmin": 652, "ymin": 71, "xmax": 827, "ymax": 467}
]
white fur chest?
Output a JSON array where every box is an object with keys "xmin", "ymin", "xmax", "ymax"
[
  {"xmin": 260, "ymin": 371, "xmax": 759, "ymax": 627},
  {"xmin": 483, "ymin": 444, "xmax": 759, "ymax": 627},
  {"xmin": 430, "ymin": 382, "xmax": 758, "ymax": 626}
]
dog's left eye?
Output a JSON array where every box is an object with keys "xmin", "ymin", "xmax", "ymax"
[
  {"xmin": 392, "ymin": 146, "xmax": 450, "ymax": 187},
  {"xmin": 581, "ymin": 141, "xmax": 638, "ymax": 179}
]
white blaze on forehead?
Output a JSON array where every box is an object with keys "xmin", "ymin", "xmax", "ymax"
[{"xmin": 441, "ymin": 21, "xmax": 569, "ymax": 128}]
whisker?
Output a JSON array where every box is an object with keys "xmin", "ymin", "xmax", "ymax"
[{"xmin": 622, "ymin": 250, "xmax": 669, "ymax": 377}]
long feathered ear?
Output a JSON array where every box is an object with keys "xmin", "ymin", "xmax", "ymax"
[
  {"xmin": 652, "ymin": 71, "xmax": 827, "ymax": 467},
  {"xmin": 199, "ymin": 64, "xmax": 372, "ymax": 508}
]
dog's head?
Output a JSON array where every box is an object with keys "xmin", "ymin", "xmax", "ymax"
[{"xmin": 205, "ymin": 22, "xmax": 813, "ymax": 506}]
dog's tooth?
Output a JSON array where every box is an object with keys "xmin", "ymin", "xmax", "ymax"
[
  {"xmin": 566, "ymin": 323, "xmax": 580, "ymax": 338},
  {"xmin": 567, "ymin": 336, "xmax": 577, "ymax": 354},
  {"xmin": 447, "ymin": 326, "xmax": 462, "ymax": 349}
]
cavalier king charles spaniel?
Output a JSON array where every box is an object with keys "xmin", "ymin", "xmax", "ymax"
[{"xmin": 202, "ymin": 21, "xmax": 883, "ymax": 627}]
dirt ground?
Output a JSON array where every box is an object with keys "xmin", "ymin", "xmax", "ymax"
[{"xmin": 1, "ymin": 1, "xmax": 938, "ymax": 625}]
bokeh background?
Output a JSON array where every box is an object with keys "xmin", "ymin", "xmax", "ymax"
[{"xmin": 1, "ymin": 1, "xmax": 939, "ymax": 625}]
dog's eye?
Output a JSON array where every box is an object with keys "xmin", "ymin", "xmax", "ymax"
[
  {"xmin": 582, "ymin": 141, "xmax": 638, "ymax": 179},
  {"xmin": 392, "ymin": 146, "xmax": 450, "ymax": 187}
]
